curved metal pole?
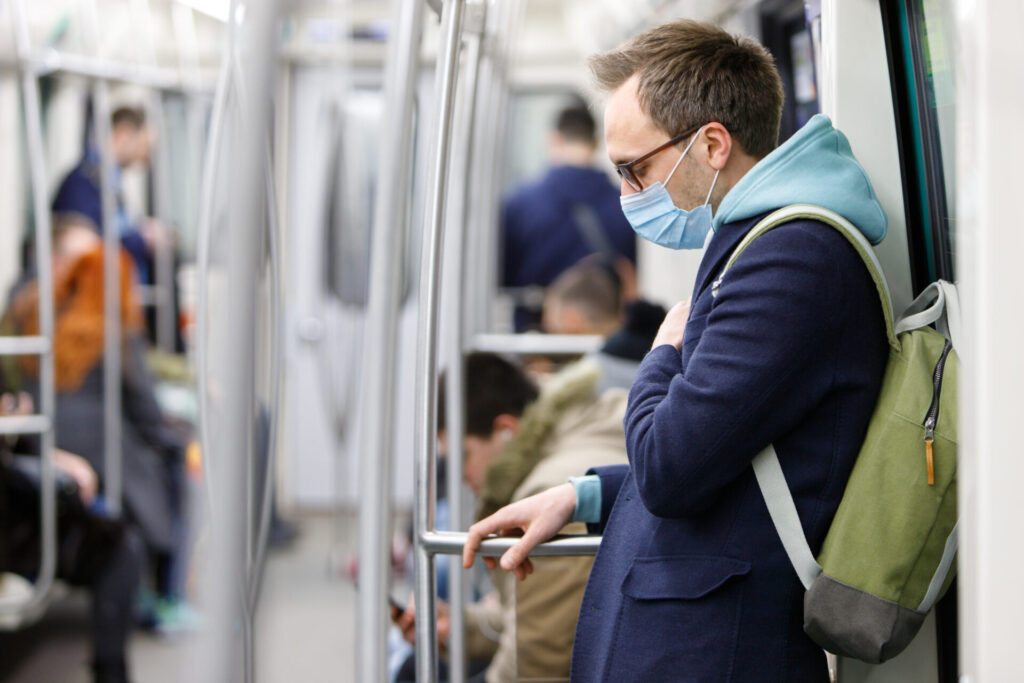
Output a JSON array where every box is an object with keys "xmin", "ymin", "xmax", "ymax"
[
  {"xmin": 445, "ymin": 5, "xmax": 486, "ymax": 678},
  {"xmin": 194, "ymin": 0, "xmax": 237, "ymax": 506},
  {"xmin": 2, "ymin": 0, "xmax": 58, "ymax": 621},
  {"xmin": 249, "ymin": 144, "xmax": 283, "ymax": 611},
  {"xmin": 194, "ymin": 0, "xmax": 280, "ymax": 680},
  {"xmin": 415, "ymin": 1, "xmax": 466, "ymax": 682},
  {"xmin": 355, "ymin": 0, "xmax": 426, "ymax": 679}
]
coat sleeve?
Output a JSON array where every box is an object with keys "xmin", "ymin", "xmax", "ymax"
[
  {"xmin": 624, "ymin": 223, "xmax": 861, "ymax": 518},
  {"xmin": 584, "ymin": 464, "xmax": 629, "ymax": 534}
]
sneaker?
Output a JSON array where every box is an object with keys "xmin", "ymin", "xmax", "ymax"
[{"xmin": 154, "ymin": 598, "xmax": 203, "ymax": 636}]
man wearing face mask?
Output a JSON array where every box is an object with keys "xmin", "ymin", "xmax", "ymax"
[{"xmin": 463, "ymin": 19, "xmax": 889, "ymax": 682}]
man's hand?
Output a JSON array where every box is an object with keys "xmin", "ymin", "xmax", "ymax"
[
  {"xmin": 392, "ymin": 594, "xmax": 450, "ymax": 646},
  {"xmin": 652, "ymin": 299, "xmax": 691, "ymax": 350},
  {"xmin": 462, "ymin": 482, "xmax": 577, "ymax": 581}
]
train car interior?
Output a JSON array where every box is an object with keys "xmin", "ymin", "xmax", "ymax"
[{"xmin": 0, "ymin": 0, "xmax": 1020, "ymax": 681}]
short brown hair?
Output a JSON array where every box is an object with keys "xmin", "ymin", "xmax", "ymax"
[
  {"xmin": 111, "ymin": 106, "xmax": 146, "ymax": 130},
  {"xmin": 589, "ymin": 19, "xmax": 784, "ymax": 158},
  {"xmin": 546, "ymin": 264, "xmax": 620, "ymax": 330}
]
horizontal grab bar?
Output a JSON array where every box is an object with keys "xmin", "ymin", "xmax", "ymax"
[
  {"xmin": 420, "ymin": 530, "xmax": 601, "ymax": 557},
  {"xmin": 0, "ymin": 415, "xmax": 51, "ymax": 436},
  {"xmin": 0, "ymin": 337, "xmax": 50, "ymax": 355},
  {"xmin": 470, "ymin": 333, "xmax": 603, "ymax": 356}
]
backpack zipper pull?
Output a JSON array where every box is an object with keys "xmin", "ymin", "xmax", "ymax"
[{"xmin": 924, "ymin": 418, "xmax": 936, "ymax": 486}]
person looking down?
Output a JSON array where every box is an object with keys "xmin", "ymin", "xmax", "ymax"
[{"xmin": 463, "ymin": 19, "xmax": 889, "ymax": 682}]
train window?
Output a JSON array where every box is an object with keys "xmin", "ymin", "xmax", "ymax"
[{"xmin": 884, "ymin": 0, "xmax": 957, "ymax": 285}]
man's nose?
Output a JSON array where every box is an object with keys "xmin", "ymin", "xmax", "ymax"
[{"xmin": 619, "ymin": 177, "xmax": 639, "ymax": 196}]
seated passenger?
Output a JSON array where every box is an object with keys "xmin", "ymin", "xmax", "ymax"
[
  {"xmin": 0, "ymin": 389, "xmax": 142, "ymax": 683},
  {"xmin": 541, "ymin": 263, "xmax": 622, "ymax": 337},
  {"xmin": 543, "ymin": 262, "xmax": 667, "ymax": 392},
  {"xmin": 5, "ymin": 214, "xmax": 190, "ymax": 630},
  {"xmin": 395, "ymin": 352, "xmax": 629, "ymax": 682}
]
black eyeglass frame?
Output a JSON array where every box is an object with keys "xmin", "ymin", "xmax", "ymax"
[{"xmin": 615, "ymin": 123, "xmax": 705, "ymax": 192}]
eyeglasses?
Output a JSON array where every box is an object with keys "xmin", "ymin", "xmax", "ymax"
[{"xmin": 615, "ymin": 123, "xmax": 705, "ymax": 192}]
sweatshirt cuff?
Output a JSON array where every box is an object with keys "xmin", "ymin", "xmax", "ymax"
[{"xmin": 569, "ymin": 475, "xmax": 602, "ymax": 524}]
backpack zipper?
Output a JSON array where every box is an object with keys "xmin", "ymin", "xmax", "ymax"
[{"xmin": 923, "ymin": 339, "xmax": 954, "ymax": 485}]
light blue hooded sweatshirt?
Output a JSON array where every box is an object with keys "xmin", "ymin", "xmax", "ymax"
[{"xmin": 713, "ymin": 114, "xmax": 888, "ymax": 244}]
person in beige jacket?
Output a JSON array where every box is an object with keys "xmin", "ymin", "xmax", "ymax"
[{"xmin": 396, "ymin": 352, "xmax": 629, "ymax": 682}]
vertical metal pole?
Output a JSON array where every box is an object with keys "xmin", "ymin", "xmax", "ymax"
[
  {"xmin": 135, "ymin": 0, "xmax": 177, "ymax": 353},
  {"xmin": 81, "ymin": 0, "xmax": 124, "ymax": 518},
  {"xmin": 249, "ymin": 147, "xmax": 282, "ymax": 612},
  {"xmin": 445, "ymin": 5, "xmax": 485, "ymax": 679},
  {"xmin": 194, "ymin": 0, "xmax": 280, "ymax": 680},
  {"xmin": 355, "ymin": 0, "xmax": 425, "ymax": 679},
  {"xmin": 8, "ymin": 0, "xmax": 58, "ymax": 617},
  {"xmin": 415, "ymin": 1, "xmax": 466, "ymax": 682},
  {"xmin": 195, "ymin": 0, "xmax": 236, "ymax": 504}
]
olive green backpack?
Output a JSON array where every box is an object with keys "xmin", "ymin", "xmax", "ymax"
[{"xmin": 714, "ymin": 204, "xmax": 960, "ymax": 664}]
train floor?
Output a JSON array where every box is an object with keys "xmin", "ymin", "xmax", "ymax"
[{"xmin": 0, "ymin": 510, "xmax": 378, "ymax": 682}]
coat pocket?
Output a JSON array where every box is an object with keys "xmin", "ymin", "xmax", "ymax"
[{"xmin": 610, "ymin": 556, "xmax": 751, "ymax": 682}]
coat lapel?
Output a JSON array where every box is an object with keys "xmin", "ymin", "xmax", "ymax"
[{"xmin": 691, "ymin": 212, "xmax": 771, "ymax": 302}]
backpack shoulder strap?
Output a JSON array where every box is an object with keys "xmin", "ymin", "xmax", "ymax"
[
  {"xmin": 752, "ymin": 445, "xmax": 822, "ymax": 590},
  {"xmin": 726, "ymin": 205, "xmax": 900, "ymax": 589},
  {"xmin": 711, "ymin": 204, "xmax": 899, "ymax": 350},
  {"xmin": 894, "ymin": 279, "xmax": 961, "ymax": 352}
]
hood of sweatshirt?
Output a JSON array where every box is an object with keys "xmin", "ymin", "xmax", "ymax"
[{"xmin": 712, "ymin": 114, "xmax": 887, "ymax": 244}]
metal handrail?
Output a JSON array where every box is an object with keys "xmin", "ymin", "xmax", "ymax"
[
  {"xmin": 355, "ymin": 0, "xmax": 426, "ymax": 679},
  {"xmin": 194, "ymin": 0, "xmax": 237, "ymax": 504},
  {"xmin": 0, "ymin": 337, "xmax": 50, "ymax": 355},
  {"xmin": 470, "ymin": 332, "xmax": 605, "ymax": 356},
  {"xmin": 192, "ymin": 0, "xmax": 280, "ymax": 679},
  {"xmin": 81, "ymin": 0, "xmax": 124, "ymax": 519},
  {"xmin": 13, "ymin": 50, "xmax": 205, "ymax": 92},
  {"xmin": 1, "ymin": 0, "xmax": 60, "ymax": 625},
  {"xmin": 248, "ymin": 145, "xmax": 283, "ymax": 612},
  {"xmin": 444, "ymin": 4, "xmax": 486, "ymax": 677},
  {"xmin": 421, "ymin": 531, "xmax": 601, "ymax": 557},
  {"xmin": 414, "ymin": 0, "xmax": 467, "ymax": 681},
  {"xmin": 135, "ymin": 0, "xmax": 179, "ymax": 354},
  {"xmin": 0, "ymin": 416, "xmax": 52, "ymax": 435}
]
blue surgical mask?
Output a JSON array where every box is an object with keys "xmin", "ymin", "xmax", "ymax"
[{"xmin": 619, "ymin": 129, "xmax": 720, "ymax": 250}]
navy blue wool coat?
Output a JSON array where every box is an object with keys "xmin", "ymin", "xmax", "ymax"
[{"xmin": 570, "ymin": 213, "xmax": 888, "ymax": 682}]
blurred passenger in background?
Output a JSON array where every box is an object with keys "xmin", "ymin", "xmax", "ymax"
[
  {"xmin": 5, "ymin": 213, "xmax": 193, "ymax": 634},
  {"xmin": 541, "ymin": 263, "xmax": 622, "ymax": 337},
  {"xmin": 502, "ymin": 100, "xmax": 636, "ymax": 331},
  {"xmin": 51, "ymin": 106, "xmax": 170, "ymax": 305},
  {"xmin": 0, "ymin": 384, "xmax": 142, "ymax": 683},
  {"xmin": 393, "ymin": 353, "xmax": 628, "ymax": 682},
  {"xmin": 542, "ymin": 262, "xmax": 667, "ymax": 392}
]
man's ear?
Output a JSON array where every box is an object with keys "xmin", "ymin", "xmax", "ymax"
[
  {"xmin": 700, "ymin": 122, "xmax": 734, "ymax": 172},
  {"xmin": 492, "ymin": 413, "xmax": 520, "ymax": 437}
]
